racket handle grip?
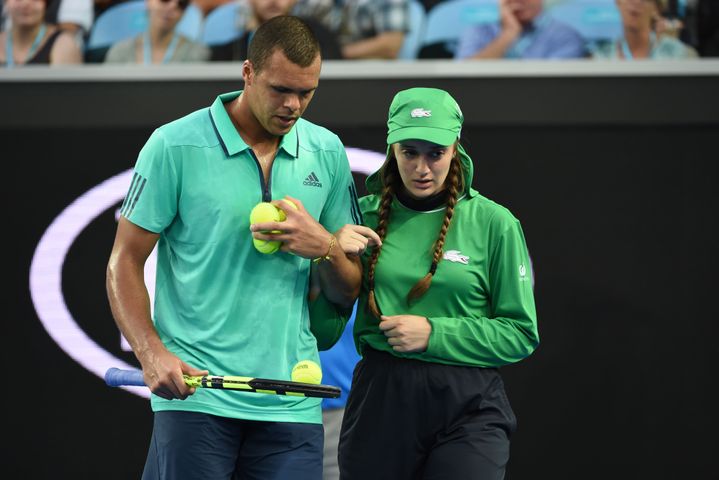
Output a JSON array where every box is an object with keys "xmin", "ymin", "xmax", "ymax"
[{"xmin": 105, "ymin": 368, "xmax": 145, "ymax": 387}]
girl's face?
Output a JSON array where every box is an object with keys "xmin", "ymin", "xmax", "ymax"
[
  {"xmin": 392, "ymin": 140, "xmax": 456, "ymax": 200},
  {"xmin": 616, "ymin": 0, "xmax": 659, "ymax": 31},
  {"xmin": 7, "ymin": 0, "xmax": 46, "ymax": 28},
  {"xmin": 147, "ymin": 0, "xmax": 187, "ymax": 31}
]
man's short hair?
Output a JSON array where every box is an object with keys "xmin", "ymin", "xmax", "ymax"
[{"xmin": 248, "ymin": 16, "xmax": 321, "ymax": 73}]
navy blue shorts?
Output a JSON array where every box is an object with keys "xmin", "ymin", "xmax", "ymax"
[{"xmin": 142, "ymin": 411, "xmax": 324, "ymax": 480}]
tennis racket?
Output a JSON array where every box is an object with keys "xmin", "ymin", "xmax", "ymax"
[{"xmin": 105, "ymin": 368, "xmax": 341, "ymax": 399}]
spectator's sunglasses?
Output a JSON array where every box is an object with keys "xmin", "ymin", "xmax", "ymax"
[{"xmin": 159, "ymin": 0, "xmax": 190, "ymax": 10}]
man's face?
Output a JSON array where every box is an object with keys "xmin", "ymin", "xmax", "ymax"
[
  {"xmin": 243, "ymin": 48, "xmax": 321, "ymax": 137},
  {"xmin": 248, "ymin": 0, "xmax": 297, "ymax": 24},
  {"xmin": 507, "ymin": 0, "xmax": 543, "ymax": 23}
]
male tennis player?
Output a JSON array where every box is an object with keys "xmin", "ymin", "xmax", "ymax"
[{"xmin": 106, "ymin": 16, "xmax": 374, "ymax": 479}]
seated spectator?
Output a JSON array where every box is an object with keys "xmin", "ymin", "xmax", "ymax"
[
  {"xmin": 46, "ymin": 0, "xmax": 93, "ymax": 36},
  {"xmin": 0, "ymin": 0, "xmax": 83, "ymax": 66},
  {"xmin": 211, "ymin": 0, "xmax": 342, "ymax": 61},
  {"xmin": 455, "ymin": 0, "xmax": 587, "ymax": 59},
  {"xmin": 294, "ymin": 0, "xmax": 409, "ymax": 59},
  {"xmin": 592, "ymin": 0, "xmax": 697, "ymax": 59},
  {"xmin": 104, "ymin": 0, "xmax": 209, "ymax": 64}
]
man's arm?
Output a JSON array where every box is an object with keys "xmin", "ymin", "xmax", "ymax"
[
  {"xmin": 468, "ymin": 30, "xmax": 519, "ymax": 59},
  {"xmin": 251, "ymin": 197, "xmax": 363, "ymax": 308},
  {"xmin": 456, "ymin": 0, "xmax": 521, "ymax": 60},
  {"xmin": 106, "ymin": 217, "xmax": 206, "ymax": 399},
  {"xmin": 51, "ymin": 32, "xmax": 84, "ymax": 64},
  {"xmin": 341, "ymin": 31, "xmax": 405, "ymax": 59},
  {"xmin": 315, "ymin": 239, "xmax": 363, "ymax": 308}
]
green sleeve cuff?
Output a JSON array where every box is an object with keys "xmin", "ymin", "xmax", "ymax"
[{"xmin": 309, "ymin": 292, "xmax": 353, "ymax": 351}]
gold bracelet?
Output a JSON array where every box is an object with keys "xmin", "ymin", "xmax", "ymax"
[{"xmin": 313, "ymin": 235, "xmax": 337, "ymax": 264}]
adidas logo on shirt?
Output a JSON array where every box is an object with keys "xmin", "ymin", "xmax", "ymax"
[{"xmin": 303, "ymin": 172, "xmax": 322, "ymax": 188}]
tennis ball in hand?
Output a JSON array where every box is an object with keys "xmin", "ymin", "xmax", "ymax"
[
  {"xmin": 276, "ymin": 198, "xmax": 298, "ymax": 221},
  {"xmin": 291, "ymin": 360, "xmax": 322, "ymax": 384},
  {"xmin": 250, "ymin": 202, "xmax": 283, "ymax": 254}
]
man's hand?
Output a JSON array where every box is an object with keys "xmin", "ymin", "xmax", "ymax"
[
  {"xmin": 500, "ymin": 0, "xmax": 522, "ymax": 38},
  {"xmin": 335, "ymin": 224, "xmax": 382, "ymax": 256},
  {"xmin": 379, "ymin": 314, "xmax": 432, "ymax": 353},
  {"xmin": 250, "ymin": 196, "xmax": 333, "ymax": 259},
  {"xmin": 139, "ymin": 348, "xmax": 208, "ymax": 400}
]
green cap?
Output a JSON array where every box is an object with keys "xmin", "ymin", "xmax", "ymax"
[{"xmin": 386, "ymin": 88, "xmax": 463, "ymax": 147}]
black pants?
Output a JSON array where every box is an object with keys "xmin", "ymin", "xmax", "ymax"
[{"xmin": 338, "ymin": 349, "xmax": 516, "ymax": 480}]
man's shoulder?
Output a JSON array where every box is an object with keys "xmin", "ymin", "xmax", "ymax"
[
  {"xmin": 463, "ymin": 22, "xmax": 500, "ymax": 39},
  {"xmin": 105, "ymin": 36, "xmax": 136, "ymax": 61},
  {"xmin": 154, "ymin": 107, "xmax": 217, "ymax": 148},
  {"xmin": 296, "ymin": 118, "xmax": 344, "ymax": 153},
  {"xmin": 544, "ymin": 16, "xmax": 584, "ymax": 42}
]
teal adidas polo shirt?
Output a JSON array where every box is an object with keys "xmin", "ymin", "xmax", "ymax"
[{"xmin": 121, "ymin": 91, "xmax": 360, "ymax": 423}]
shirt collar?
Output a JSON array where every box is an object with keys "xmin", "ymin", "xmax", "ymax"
[{"xmin": 209, "ymin": 90, "xmax": 299, "ymax": 159}]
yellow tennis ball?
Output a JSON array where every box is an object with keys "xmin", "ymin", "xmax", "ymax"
[
  {"xmin": 276, "ymin": 198, "xmax": 298, "ymax": 221},
  {"xmin": 291, "ymin": 360, "xmax": 322, "ymax": 385},
  {"xmin": 250, "ymin": 202, "xmax": 283, "ymax": 254},
  {"xmin": 253, "ymin": 237, "xmax": 281, "ymax": 254}
]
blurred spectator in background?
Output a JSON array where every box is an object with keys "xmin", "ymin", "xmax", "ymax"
[
  {"xmin": 1, "ymin": 0, "xmax": 83, "ymax": 65},
  {"xmin": 191, "ymin": 0, "xmax": 230, "ymax": 16},
  {"xmin": 211, "ymin": 0, "xmax": 341, "ymax": 61},
  {"xmin": 104, "ymin": 0, "xmax": 208, "ymax": 63},
  {"xmin": 696, "ymin": 0, "xmax": 719, "ymax": 56},
  {"xmin": 455, "ymin": 0, "xmax": 587, "ymax": 59},
  {"xmin": 592, "ymin": 0, "xmax": 697, "ymax": 59},
  {"xmin": 45, "ymin": 0, "xmax": 93, "ymax": 36},
  {"xmin": 294, "ymin": 0, "xmax": 409, "ymax": 59}
]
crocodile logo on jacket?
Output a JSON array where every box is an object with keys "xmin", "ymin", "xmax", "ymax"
[{"xmin": 443, "ymin": 250, "xmax": 469, "ymax": 264}]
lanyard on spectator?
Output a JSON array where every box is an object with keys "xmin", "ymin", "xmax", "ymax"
[
  {"xmin": 143, "ymin": 30, "xmax": 179, "ymax": 65},
  {"xmin": 5, "ymin": 23, "xmax": 47, "ymax": 68},
  {"xmin": 620, "ymin": 32, "xmax": 657, "ymax": 60},
  {"xmin": 506, "ymin": 14, "xmax": 549, "ymax": 59}
]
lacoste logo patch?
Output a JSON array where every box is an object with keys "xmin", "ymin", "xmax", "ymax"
[
  {"xmin": 303, "ymin": 172, "xmax": 322, "ymax": 188},
  {"xmin": 443, "ymin": 250, "xmax": 469, "ymax": 264},
  {"xmin": 519, "ymin": 264, "xmax": 530, "ymax": 281},
  {"xmin": 411, "ymin": 108, "xmax": 432, "ymax": 118}
]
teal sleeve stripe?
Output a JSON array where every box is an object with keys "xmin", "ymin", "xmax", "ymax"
[
  {"xmin": 125, "ymin": 175, "xmax": 147, "ymax": 217},
  {"xmin": 121, "ymin": 172, "xmax": 142, "ymax": 216},
  {"xmin": 348, "ymin": 183, "xmax": 362, "ymax": 225},
  {"xmin": 120, "ymin": 172, "xmax": 136, "ymax": 215}
]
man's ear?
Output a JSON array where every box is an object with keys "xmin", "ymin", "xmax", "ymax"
[{"xmin": 242, "ymin": 60, "xmax": 254, "ymax": 86}]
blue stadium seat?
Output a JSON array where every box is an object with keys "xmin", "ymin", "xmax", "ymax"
[
  {"xmin": 201, "ymin": 1, "xmax": 245, "ymax": 46},
  {"xmin": 176, "ymin": 4, "xmax": 204, "ymax": 42},
  {"xmin": 87, "ymin": 0, "xmax": 147, "ymax": 50},
  {"xmin": 547, "ymin": 0, "xmax": 622, "ymax": 43},
  {"xmin": 421, "ymin": 0, "xmax": 499, "ymax": 56},
  {"xmin": 398, "ymin": 0, "xmax": 427, "ymax": 59}
]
